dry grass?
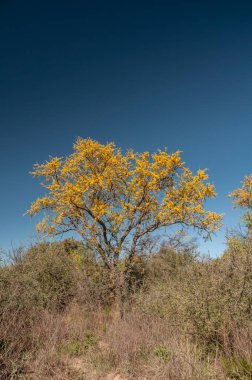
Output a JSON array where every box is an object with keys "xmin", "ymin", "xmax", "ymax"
[
  {"xmin": 1, "ymin": 300, "xmax": 252, "ymax": 379},
  {"xmin": 0, "ymin": 303, "xmax": 227, "ymax": 379}
]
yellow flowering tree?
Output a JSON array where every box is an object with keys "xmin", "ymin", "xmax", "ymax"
[
  {"xmin": 230, "ymin": 174, "xmax": 252, "ymax": 233},
  {"xmin": 28, "ymin": 138, "xmax": 222, "ymax": 309}
]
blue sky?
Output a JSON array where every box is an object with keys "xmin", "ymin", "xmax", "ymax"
[{"xmin": 0, "ymin": 1, "xmax": 251, "ymax": 255}]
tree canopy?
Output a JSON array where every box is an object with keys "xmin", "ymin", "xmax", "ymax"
[
  {"xmin": 230, "ymin": 174, "xmax": 252, "ymax": 232},
  {"xmin": 27, "ymin": 138, "xmax": 222, "ymax": 269}
]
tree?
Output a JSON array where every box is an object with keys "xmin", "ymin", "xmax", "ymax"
[
  {"xmin": 230, "ymin": 174, "xmax": 252, "ymax": 233},
  {"xmin": 27, "ymin": 138, "xmax": 222, "ymax": 312}
]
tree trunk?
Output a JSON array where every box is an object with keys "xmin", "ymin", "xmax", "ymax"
[{"xmin": 110, "ymin": 266, "xmax": 125, "ymax": 319}]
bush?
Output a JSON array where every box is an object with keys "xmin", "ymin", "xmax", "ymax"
[
  {"xmin": 222, "ymin": 356, "xmax": 252, "ymax": 379},
  {"xmin": 0, "ymin": 240, "xmax": 81, "ymax": 378},
  {"xmin": 135, "ymin": 235, "xmax": 252, "ymax": 355},
  {"xmin": 184, "ymin": 236, "xmax": 252, "ymax": 353},
  {"xmin": 134, "ymin": 242, "xmax": 196, "ymax": 322},
  {"xmin": 0, "ymin": 240, "xmax": 77, "ymax": 312}
]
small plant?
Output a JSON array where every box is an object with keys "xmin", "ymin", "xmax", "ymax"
[
  {"xmin": 153, "ymin": 345, "xmax": 172, "ymax": 362},
  {"xmin": 59, "ymin": 340, "xmax": 83, "ymax": 356},
  {"xmin": 59, "ymin": 332, "xmax": 97, "ymax": 356},
  {"xmin": 83, "ymin": 332, "xmax": 97, "ymax": 349}
]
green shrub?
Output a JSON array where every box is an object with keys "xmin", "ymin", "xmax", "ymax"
[
  {"xmin": 0, "ymin": 240, "xmax": 80, "ymax": 378},
  {"xmin": 184, "ymin": 236, "xmax": 252, "ymax": 352},
  {"xmin": 153, "ymin": 345, "xmax": 172, "ymax": 362},
  {"xmin": 0, "ymin": 240, "xmax": 77, "ymax": 312},
  {"xmin": 135, "ymin": 235, "xmax": 252, "ymax": 355},
  {"xmin": 222, "ymin": 356, "xmax": 252, "ymax": 379},
  {"xmin": 59, "ymin": 332, "xmax": 97, "ymax": 356}
]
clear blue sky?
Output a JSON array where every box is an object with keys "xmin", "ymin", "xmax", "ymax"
[{"xmin": 0, "ymin": 1, "xmax": 251, "ymax": 255}]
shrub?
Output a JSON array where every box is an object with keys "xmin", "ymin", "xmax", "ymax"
[
  {"xmin": 222, "ymin": 356, "xmax": 252, "ymax": 379},
  {"xmin": 59, "ymin": 332, "xmax": 97, "ymax": 356},
  {"xmin": 0, "ymin": 241, "xmax": 77, "ymax": 313},
  {"xmin": 184, "ymin": 236, "xmax": 252, "ymax": 352},
  {"xmin": 153, "ymin": 345, "xmax": 172, "ymax": 362}
]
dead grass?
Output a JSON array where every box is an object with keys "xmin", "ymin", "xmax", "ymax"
[{"xmin": 0, "ymin": 303, "xmax": 225, "ymax": 380}]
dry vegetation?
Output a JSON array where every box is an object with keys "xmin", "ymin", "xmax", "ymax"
[{"xmin": 1, "ymin": 235, "xmax": 252, "ymax": 379}]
